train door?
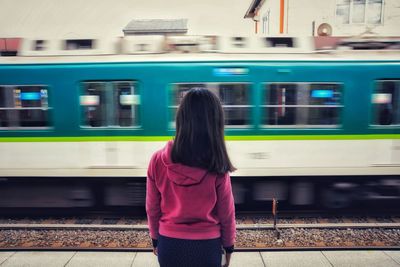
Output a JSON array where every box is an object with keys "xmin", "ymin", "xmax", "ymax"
[
  {"xmin": 392, "ymin": 140, "xmax": 400, "ymax": 165},
  {"xmin": 371, "ymin": 80, "xmax": 400, "ymax": 166},
  {"xmin": 80, "ymin": 81, "xmax": 141, "ymax": 168}
]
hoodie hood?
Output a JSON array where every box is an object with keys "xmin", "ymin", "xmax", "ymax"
[{"xmin": 161, "ymin": 141, "xmax": 209, "ymax": 186}]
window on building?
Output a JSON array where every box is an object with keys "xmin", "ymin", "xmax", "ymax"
[
  {"xmin": 169, "ymin": 83, "xmax": 251, "ymax": 128},
  {"xmin": 353, "ymin": 0, "xmax": 366, "ymax": 23},
  {"xmin": 336, "ymin": 0, "xmax": 383, "ymax": 24},
  {"xmin": 337, "ymin": 0, "xmax": 351, "ymax": 24},
  {"xmin": 262, "ymin": 83, "xmax": 342, "ymax": 127},
  {"xmin": 80, "ymin": 81, "xmax": 140, "ymax": 128},
  {"xmin": 0, "ymin": 86, "xmax": 50, "ymax": 128},
  {"xmin": 371, "ymin": 80, "xmax": 400, "ymax": 126},
  {"xmin": 367, "ymin": 0, "xmax": 383, "ymax": 24}
]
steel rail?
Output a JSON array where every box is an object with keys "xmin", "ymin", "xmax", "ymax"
[{"xmin": 1, "ymin": 222, "xmax": 400, "ymax": 231}]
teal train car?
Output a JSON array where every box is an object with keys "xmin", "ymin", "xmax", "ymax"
[{"xmin": 0, "ymin": 36, "xmax": 399, "ymax": 211}]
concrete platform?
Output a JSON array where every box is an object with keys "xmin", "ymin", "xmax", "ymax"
[{"xmin": 0, "ymin": 250, "xmax": 399, "ymax": 267}]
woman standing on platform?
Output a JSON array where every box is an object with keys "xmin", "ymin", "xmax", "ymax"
[{"xmin": 146, "ymin": 88, "xmax": 236, "ymax": 267}]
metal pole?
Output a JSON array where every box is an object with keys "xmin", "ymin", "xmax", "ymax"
[{"xmin": 272, "ymin": 198, "xmax": 280, "ymax": 239}]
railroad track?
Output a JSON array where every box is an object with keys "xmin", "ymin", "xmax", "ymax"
[
  {"xmin": 0, "ymin": 222, "xmax": 399, "ymax": 230},
  {"xmin": 0, "ymin": 216, "xmax": 399, "ymax": 250}
]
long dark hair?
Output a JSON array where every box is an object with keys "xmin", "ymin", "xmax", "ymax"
[{"xmin": 171, "ymin": 88, "xmax": 235, "ymax": 174}]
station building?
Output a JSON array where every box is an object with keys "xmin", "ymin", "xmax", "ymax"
[{"xmin": 245, "ymin": 0, "xmax": 400, "ymax": 36}]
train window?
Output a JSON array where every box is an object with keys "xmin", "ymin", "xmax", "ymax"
[
  {"xmin": 81, "ymin": 82, "xmax": 107, "ymax": 127},
  {"xmin": 169, "ymin": 83, "xmax": 251, "ymax": 128},
  {"xmin": 0, "ymin": 85, "xmax": 50, "ymax": 128},
  {"xmin": 263, "ymin": 83, "xmax": 342, "ymax": 127},
  {"xmin": 371, "ymin": 80, "xmax": 400, "ymax": 126},
  {"xmin": 231, "ymin": 37, "xmax": 247, "ymax": 48},
  {"xmin": 170, "ymin": 83, "xmax": 206, "ymax": 106},
  {"xmin": 169, "ymin": 83, "xmax": 206, "ymax": 127},
  {"xmin": 114, "ymin": 81, "xmax": 140, "ymax": 127},
  {"xmin": 65, "ymin": 39, "xmax": 94, "ymax": 50},
  {"xmin": 33, "ymin": 40, "xmax": 46, "ymax": 51},
  {"xmin": 214, "ymin": 83, "xmax": 251, "ymax": 126},
  {"xmin": 264, "ymin": 37, "xmax": 294, "ymax": 47},
  {"xmin": 80, "ymin": 81, "xmax": 139, "ymax": 128}
]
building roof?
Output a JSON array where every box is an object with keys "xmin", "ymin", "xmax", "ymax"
[
  {"xmin": 244, "ymin": 0, "xmax": 265, "ymax": 18},
  {"xmin": 123, "ymin": 19, "xmax": 188, "ymax": 35}
]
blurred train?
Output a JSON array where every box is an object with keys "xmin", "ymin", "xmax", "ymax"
[{"xmin": 0, "ymin": 35, "xmax": 399, "ymax": 212}]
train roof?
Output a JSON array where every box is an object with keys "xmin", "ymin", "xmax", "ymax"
[
  {"xmin": 1, "ymin": 52, "xmax": 400, "ymax": 65},
  {"xmin": 1, "ymin": 35, "xmax": 400, "ymax": 64}
]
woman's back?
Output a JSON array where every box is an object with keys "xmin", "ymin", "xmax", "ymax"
[
  {"xmin": 147, "ymin": 140, "xmax": 235, "ymax": 243},
  {"xmin": 146, "ymin": 88, "xmax": 236, "ymax": 267}
]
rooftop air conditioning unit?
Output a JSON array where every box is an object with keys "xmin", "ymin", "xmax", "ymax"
[{"xmin": 122, "ymin": 35, "xmax": 165, "ymax": 54}]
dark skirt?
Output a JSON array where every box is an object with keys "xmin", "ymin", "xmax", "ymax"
[{"xmin": 157, "ymin": 234, "xmax": 222, "ymax": 267}]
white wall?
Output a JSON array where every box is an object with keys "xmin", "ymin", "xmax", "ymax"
[
  {"xmin": 257, "ymin": 0, "xmax": 400, "ymax": 36},
  {"xmin": 0, "ymin": 0, "xmax": 254, "ymax": 38}
]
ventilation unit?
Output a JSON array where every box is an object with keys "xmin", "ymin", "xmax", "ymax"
[{"xmin": 317, "ymin": 23, "xmax": 333, "ymax": 36}]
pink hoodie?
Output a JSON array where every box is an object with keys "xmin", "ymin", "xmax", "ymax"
[{"xmin": 146, "ymin": 141, "xmax": 236, "ymax": 247}]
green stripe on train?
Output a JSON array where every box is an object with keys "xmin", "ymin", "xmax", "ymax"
[{"xmin": 0, "ymin": 134, "xmax": 399, "ymax": 142}]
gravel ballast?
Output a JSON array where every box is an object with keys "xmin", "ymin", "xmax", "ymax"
[{"xmin": 0, "ymin": 228, "xmax": 399, "ymax": 249}]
